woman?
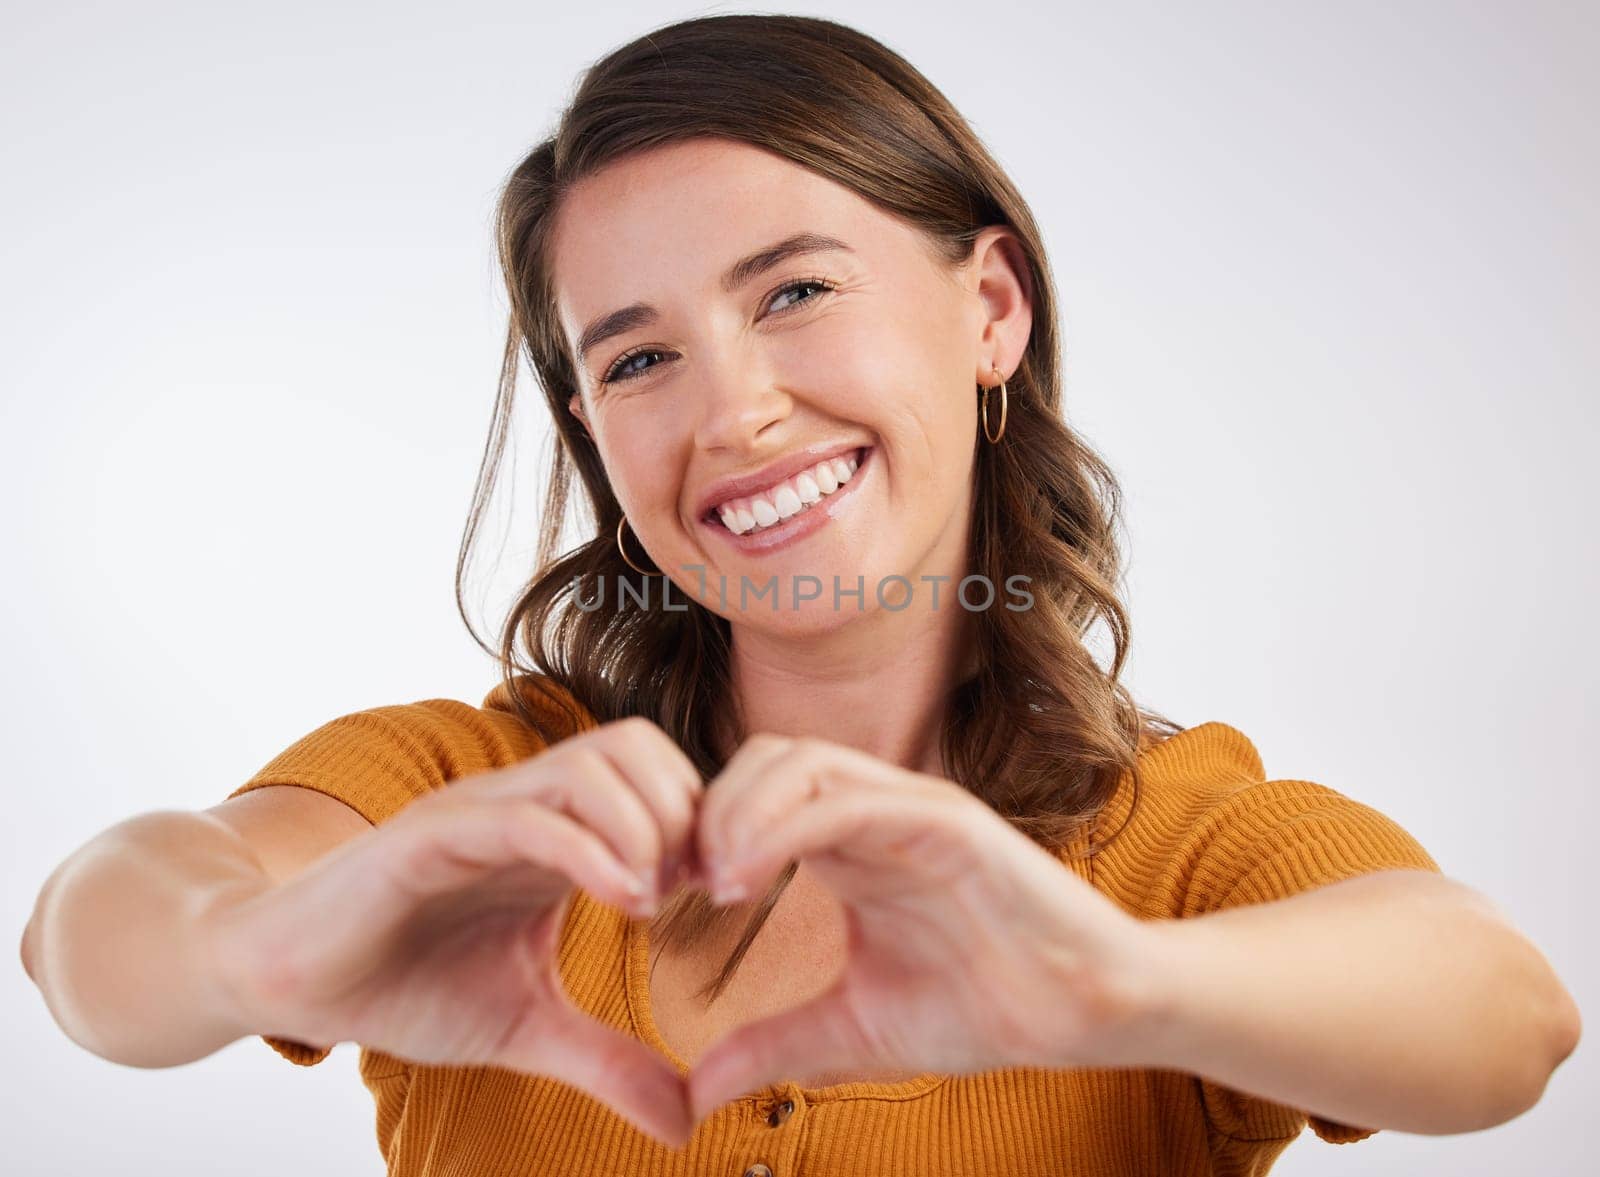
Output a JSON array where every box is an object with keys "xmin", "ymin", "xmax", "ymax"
[{"xmin": 21, "ymin": 13, "xmax": 1579, "ymax": 1177}]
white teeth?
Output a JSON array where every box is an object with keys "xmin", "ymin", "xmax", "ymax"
[
  {"xmin": 712, "ymin": 449, "xmax": 865, "ymax": 535},
  {"xmin": 720, "ymin": 505, "xmax": 757, "ymax": 536}
]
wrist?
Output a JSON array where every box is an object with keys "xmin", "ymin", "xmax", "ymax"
[
  {"xmin": 1064, "ymin": 916, "xmax": 1190, "ymax": 1071},
  {"xmin": 191, "ymin": 875, "xmax": 280, "ymax": 1046}
]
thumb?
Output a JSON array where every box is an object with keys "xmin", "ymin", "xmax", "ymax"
[
  {"xmin": 687, "ymin": 982, "xmax": 869, "ymax": 1123},
  {"xmin": 495, "ymin": 1000, "xmax": 694, "ymax": 1150}
]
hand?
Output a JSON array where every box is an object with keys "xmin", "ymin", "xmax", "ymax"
[
  {"xmin": 686, "ymin": 734, "xmax": 1165, "ymax": 1123},
  {"xmin": 205, "ymin": 717, "xmax": 705, "ymax": 1148}
]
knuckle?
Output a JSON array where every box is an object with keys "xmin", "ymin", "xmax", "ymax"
[
  {"xmin": 742, "ymin": 731, "xmax": 788, "ymax": 756},
  {"xmin": 612, "ymin": 715, "xmax": 657, "ymax": 743},
  {"xmin": 567, "ymin": 741, "xmax": 605, "ymax": 771},
  {"xmin": 529, "ymin": 776, "xmax": 572, "ymax": 812},
  {"xmin": 508, "ymin": 800, "xmax": 565, "ymax": 853},
  {"xmin": 554, "ymin": 745, "xmax": 608, "ymax": 786},
  {"xmin": 390, "ymin": 821, "xmax": 449, "ymax": 878},
  {"xmin": 501, "ymin": 797, "xmax": 541, "ymax": 838}
]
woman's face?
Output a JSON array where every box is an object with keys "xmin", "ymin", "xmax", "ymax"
[{"xmin": 550, "ymin": 137, "xmax": 1028, "ymax": 635}]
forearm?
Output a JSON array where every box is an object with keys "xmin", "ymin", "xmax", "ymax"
[
  {"xmin": 22, "ymin": 810, "xmax": 275, "ymax": 1068},
  {"xmin": 1118, "ymin": 870, "xmax": 1581, "ymax": 1134}
]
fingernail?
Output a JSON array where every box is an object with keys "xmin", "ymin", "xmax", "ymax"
[
  {"xmin": 623, "ymin": 865, "xmax": 656, "ymax": 908},
  {"xmin": 709, "ymin": 871, "xmax": 748, "ymax": 904}
]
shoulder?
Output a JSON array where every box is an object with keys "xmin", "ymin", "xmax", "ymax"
[
  {"xmin": 309, "ymin": 672, "xmax": 596, "ymax": 773},
  {"xmin": 1094, "ymin": 720, "xmax": 1270, "ymax": 846},
  {"xmin": 292, "ymin": 671, "xmax": 598, "ymax": 770},
  {"xmin": 1087, "ymin": 721, "xmax": 1441, "ymax": 918},
  {"xmin": 228, "ymin": 673, "xmax": 599, "ymax": 824},
  {"xmin": 479, "ymin": 672, "xmax": 599, "ymax": 746}
]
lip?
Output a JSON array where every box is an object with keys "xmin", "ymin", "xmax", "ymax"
[
  {"xmin": 693, "ymin": 439, "xmax": 870, "ymax": 523},
  {"xmin": 702, "ymin": 445, "xmax": 874, "ymax": 557}
]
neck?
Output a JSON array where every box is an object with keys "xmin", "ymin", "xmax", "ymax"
[{"xmin": 715, "ymin": 595, "xmax": 978, "ymax": 779}]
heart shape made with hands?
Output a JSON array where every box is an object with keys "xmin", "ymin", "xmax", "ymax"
[{"xmin": 615, "ymin": 732, "xmax": 1158, "ymax": 1146}]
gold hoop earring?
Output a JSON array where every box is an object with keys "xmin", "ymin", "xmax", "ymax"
[
  {"xmin": 980, "ymin": 365, "xmax": 1008, "ymax": 443},
  {"xmin": 615, "ymin": 514, "xmax": 657, "ymax": 575}
]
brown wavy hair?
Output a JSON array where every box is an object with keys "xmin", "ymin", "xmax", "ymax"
[{"xmin": 455, "ymin": 13, "xmax": 1185, "ymax": 1006}]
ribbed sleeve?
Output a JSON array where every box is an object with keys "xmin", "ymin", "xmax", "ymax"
[
  {"xmin": 1158, "ymin": 769, "xmax": 1441, "ymax": 1150},
  {"xmin": 225, "ymin": 677, "xmax": 585, "ymax": 1068},
  {"xmin": 1084, "ymin": 722, "xmax": 1444, "ymax": 1158}
]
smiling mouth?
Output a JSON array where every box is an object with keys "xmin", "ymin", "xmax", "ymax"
[{"xmin": 702, "ymin": 446, "xmax": 872, "ymax": 534}]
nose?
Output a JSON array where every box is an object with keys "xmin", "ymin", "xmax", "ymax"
[{"xmin": 692, "ymin": 351, "xmax": 791, "ymax": 454}]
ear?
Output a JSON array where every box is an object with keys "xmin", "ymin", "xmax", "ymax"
[
  {"xmin": 967, "ymin": 225, "xmax": 1034, "ymax": 386},
  {"xmin": 568, "ymin": 393, "xmax": 592, "ymax": 440}
]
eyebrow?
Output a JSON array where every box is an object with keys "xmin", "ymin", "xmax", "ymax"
[{"xmin": 573, "ymin": 231, "xmax": 855, "ymax": 366}]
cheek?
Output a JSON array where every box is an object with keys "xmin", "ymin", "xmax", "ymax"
[
  {"xmin": 775, "ymin": 313, "xmax": 883, "ymax": 393},
  {"xmin": 836, "ymin": 320, "xmax": 976, "ymax": 453},
  {"xmin": 600, "ymin": 429, "xmax": 677, "ymax": 517},
  {"xmin": 775, "ymin": 310, "xmax": 936, "ymax": 428}
]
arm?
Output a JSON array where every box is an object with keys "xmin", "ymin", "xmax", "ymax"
[
  {"xmin": 22, "ymin": 810, "xmax": 275, "ymax": 1067},
  {"xmin": 21, "ymin": 787, "xmax": 371, "ymax": 1068},
  {"xmin": 1116, "ymin": 869, "xmax": 1582, "ymax": 1135}
]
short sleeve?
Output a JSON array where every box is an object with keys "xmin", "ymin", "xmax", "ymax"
[
  {"xmin": 229, "ymin": 703, "xmax": 482, "ymax": 828},
  {"xmin": 1180, "ymin": 778, "xmax": 1443, "ymax": 1146},
  {"xmin": 225, "ymin": 677, "xmax": 590, "ymax": 1066}
]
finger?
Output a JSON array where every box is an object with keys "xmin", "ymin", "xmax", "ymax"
[
  {"xmin": 705, "ymin": 740, "xmax": 926, "ymax": 876},
  {"xmin": 478, "ymin": 719, "xmax": 703, "ymax": 892},
  {"xmin": 696, "ymin": 733, "xmax": 796, "ymax": 873},
  {"xmin": 496, "ymin": 998, "xmax": 695, "ymax": 1149},
  {"xmin": 606, "ymin": 715, "xmax": 707, "ymax": 809},
  {"xmin": 475, "ymin": 743, "xmax": 670, "ymax": 894},
  {"xmin": 711, "ymin": 790, "xmax": 965, "ymax": 903},
  {"xmin": 687, "ymin": 980, "xmax": 870, "ymax": 1123},
  {"xmin": 387, "ymin": 798, "xmax": 657, "ymax": 918},
  {"xmin": 580, "ymin": 718, "xmax": 707, "ymax": 889}
]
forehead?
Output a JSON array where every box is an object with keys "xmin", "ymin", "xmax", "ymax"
[{"xmin": 548, "ymin": 138, "xmax": 906, "ymax": 342}]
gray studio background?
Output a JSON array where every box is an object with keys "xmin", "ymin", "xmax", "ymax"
[{"xmin": 4, "ymin": 1, "xmax": 1593, "ymax": 1174}]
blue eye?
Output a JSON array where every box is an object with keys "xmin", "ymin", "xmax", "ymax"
[
  {"xmin": 766, "ymin": 276, "xmax": 833, "ymax": 314},
  {"xmin": 601, "ymin": 347, "xmax": 663, "ymax": 385},
  {"xmin": 598, "ymin": 276, "xmax": 836, "ymax": 385}
]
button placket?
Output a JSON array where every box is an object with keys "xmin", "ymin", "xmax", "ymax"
[
  {"xmin": 742, "ymin": 1087, "xmax": 801, "ymax": 1175},
  {"xmin": 765, "ymin": 1098, "xmax": 795, "ymax": 1128}
]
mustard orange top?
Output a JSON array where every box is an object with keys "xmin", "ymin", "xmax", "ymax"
[{"xmin": 226, "ymin": 676, "xmax": 1442, "ymax": 1176}]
